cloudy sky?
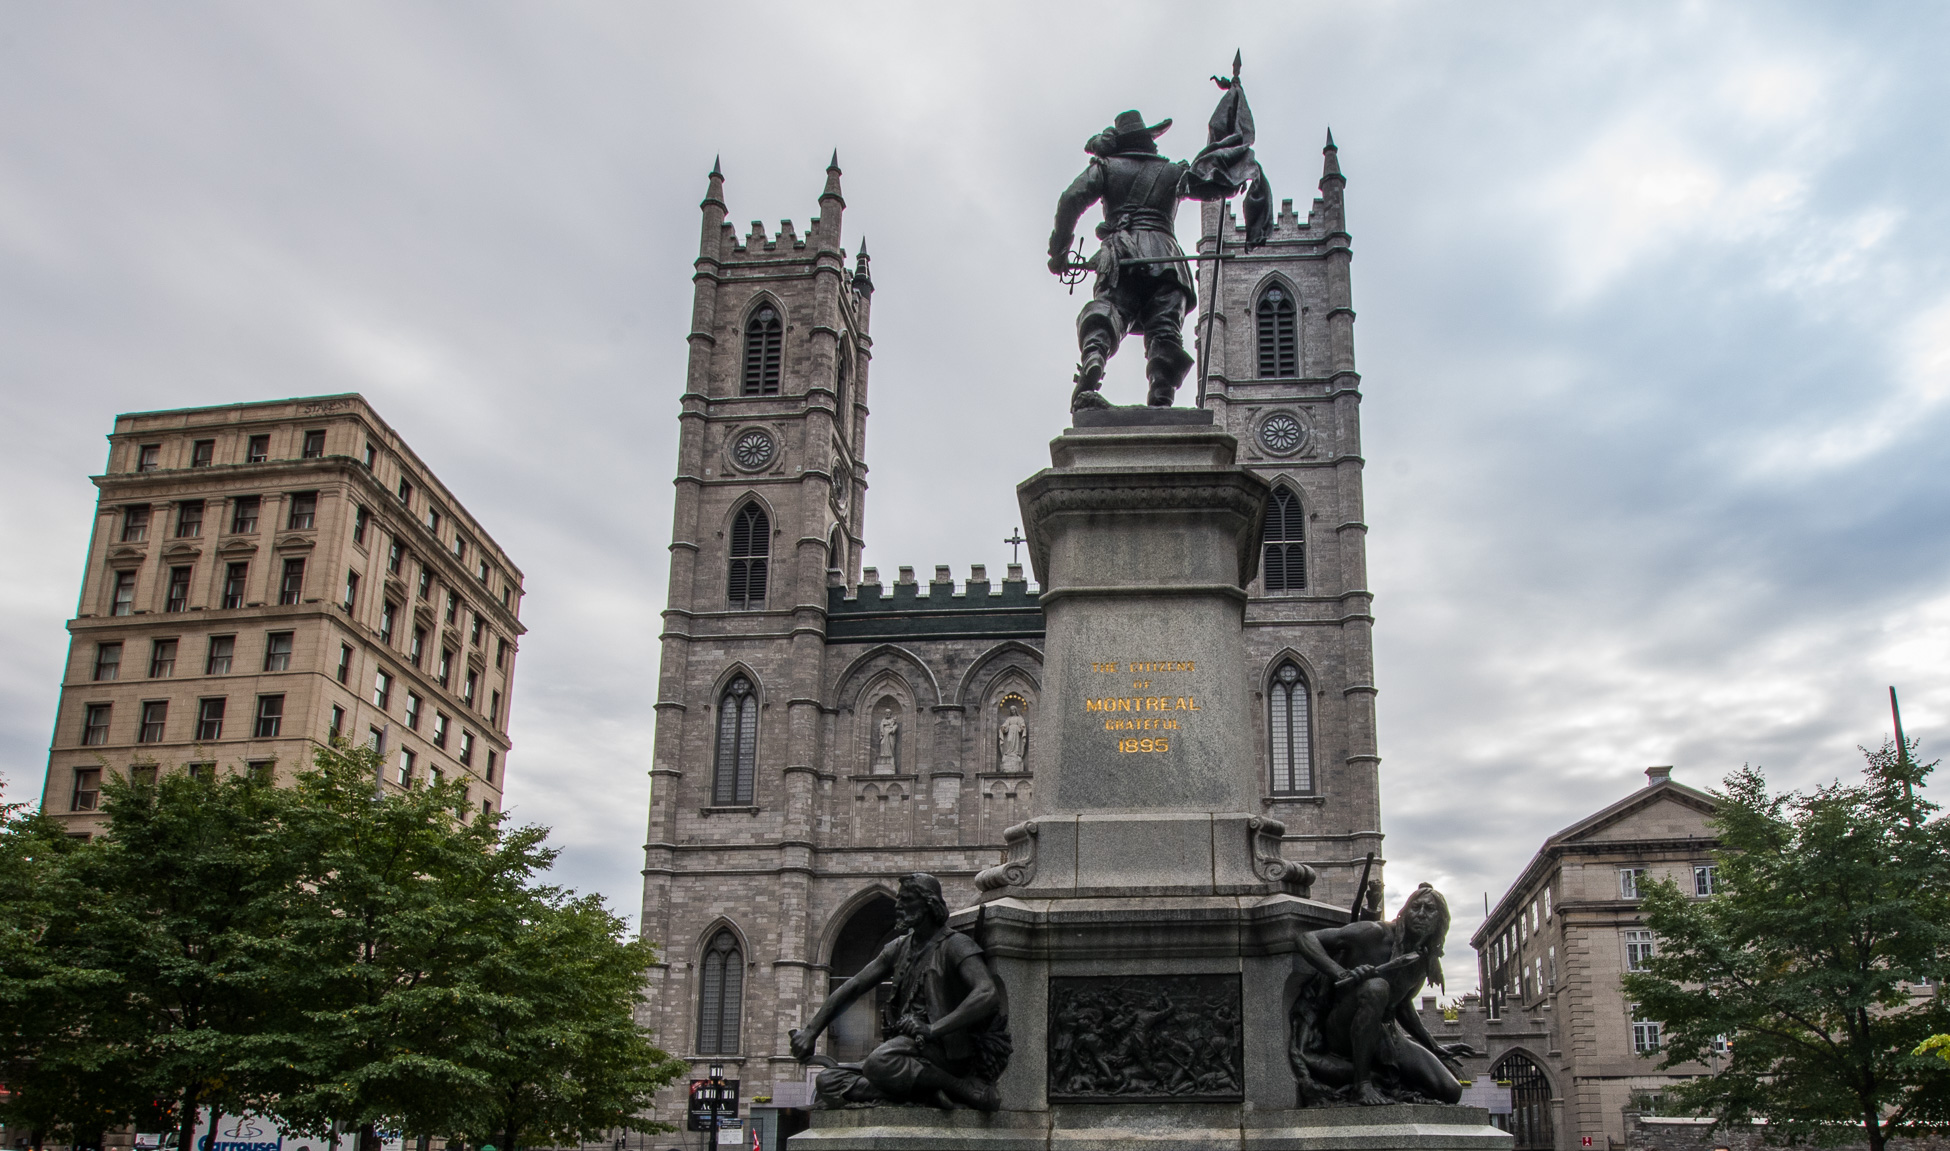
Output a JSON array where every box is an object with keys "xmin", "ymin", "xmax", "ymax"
[{"xmin": 4, "ymin": 3, "xmax": 1948, "ymax": 992}]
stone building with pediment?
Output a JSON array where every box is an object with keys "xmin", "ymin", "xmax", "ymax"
[{"xmin": 638, "ymin": 137, "xmax": 1386, "ymax": 1117}]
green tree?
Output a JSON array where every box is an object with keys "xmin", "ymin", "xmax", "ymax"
[
  {"xmin": 462, "ymin": 892, "xmax": 684, "ymax": 1151},
  {"xmin": 0, "ymin": 766, "xmax": 303, "ymax": 1151},
  {"xmin": 1623, "ymin": 741, "xmax": 1950, "ymax": 1151}
]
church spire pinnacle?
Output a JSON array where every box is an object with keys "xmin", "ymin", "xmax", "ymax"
[
  {"xmin": 1321, "ymin": 130, "xmax": 1341, "ymax": 180},
  {"xmin": 854, "ymin": 236, "xmax": 873, "ymax": 296},
  {"xmin": 703, "ymin": 155, "xmax": 726, "ymax": 211},
  {"xmin": 822, "ymin": 149, "xmax": 844, "ymax": 202}
]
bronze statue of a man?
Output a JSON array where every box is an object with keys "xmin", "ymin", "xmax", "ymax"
[
  {"xmin": 1289, "ymin": 882, "xmax": 1476, "ymax": 1105},
  {"xmin": 790, "ymin": 873, "xmax": 1011, "ymax": 1110},
  {"xmin": 1047, "ymin": 68, "xmax": 1271, "ymax": 412}
]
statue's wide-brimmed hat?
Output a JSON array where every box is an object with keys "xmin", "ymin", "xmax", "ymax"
[{"xmin": 1112, "ymin": 109, "xmax": 1172, "ymax": 142}]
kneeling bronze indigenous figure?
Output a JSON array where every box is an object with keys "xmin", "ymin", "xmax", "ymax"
[
  {"xmin": 790, "ymin": 874, "xmax": 1012, "ymax": 1110},
  {"xmin": 1290, "ymin": 882, "xmax": 1477, "ymax": 1105}
]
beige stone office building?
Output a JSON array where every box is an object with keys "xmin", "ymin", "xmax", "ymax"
[
  {"xmin": 42, "ymin": 394, "xmax": 524, "ymax": 831},
  {"xmin": 1468, "ymin": 767, "xmax": 1726, "ymax": 1151},
  {"xmin": 638, "ymin": 138, "xmax": 1384, "ymax": 1134}
]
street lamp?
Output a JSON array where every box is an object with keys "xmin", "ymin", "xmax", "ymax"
[{"xmin": 707, "ymin": 1062, "xmax": 725, "ymax": 1151}]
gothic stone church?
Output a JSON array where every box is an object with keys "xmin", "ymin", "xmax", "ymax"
[{"xmin": 638, "ymin": 139, "xmax": 1382, "ymax": 1110}]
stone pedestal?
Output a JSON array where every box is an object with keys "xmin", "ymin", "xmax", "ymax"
[
  {"xmin": 793, "ymin": 1102, "xmax": 1513, "ymax": 1151},
  {"xmin": 788, "ymin": 411, "xmax": 1507, "ymax": 1151}
]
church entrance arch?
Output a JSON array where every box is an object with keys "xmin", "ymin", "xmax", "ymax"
[
  {"xmin": 1489, "ymin": 1051, "xmax": 1554, "ymax": 1151},
  {"xmin": 825, "ymin": 893, "xmax": 898, "ymax": 1063}
]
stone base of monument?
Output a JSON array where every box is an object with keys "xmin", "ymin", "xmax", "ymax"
[{"xmin": 789, "ymin": 1102, "xmax": 1511, "ymax": 1151}]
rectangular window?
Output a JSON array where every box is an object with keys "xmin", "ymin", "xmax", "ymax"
[
  {"xmin": 130, "ymin": 764, "xmax": 157, "ymax": 788},
  {"xmin": 477, "ymin": 559, "xmax": 489, "ymax": 584},
  {"xmin": 302, "ymin": 429, "xmax": 326, "ymax": 458},
  {"xmin": 221, "ymin": 562, "xmax": 248, "ymax": 609},
  {"xmin": 93, "ymin": 642, "xmax": 122, "ymax": 681},
  {"xmin": 139, "ymin": 700, "xmax": 167, "ymax": 743},
  {"xmin": 1543, "ymin": 887, "xmax": 1552, "ymax": 920},
  {"xmin": 148, "ymin": 638, "xmax": 177, "ymax": 678},
  {"xmin": 397, "ymin": 477, "xmax": 414, "ymax": 505},
  {"xmin": 137, "ymin": 444, "xmax": 160, "ymax": 472},
  {"xmin": 195, "ymin": 698, "xmax": 225, "ymax": 741},
  {"xmin": 330, "ymin": 704, "xmax": 344, "ymax": 738},
  {"xmin": 485, "ymin": 749, "xmax": 497, "ymax": 784},
  {"xmin": 380, "ymin": 601, "xmax": 397, "ymax": 644},
  {"xmin": 1619, "ymin": 867, "xmax": 1648, "ymax": 899},
  {"xmin": 417, "ymin": 568, "xmax": 432, "ymax": 599},
  {"xmin": 191, "ymin": 439, "xmax": 214, "ymax": 467},
  {"xmin": 463, "ymin": 669, "xmax": 477, "ymax": 706},
  {"xmin": 469, "ymin": 613, "xmax": 483, "ymax": 646},
  {"xmin": 452, "ymin": 534, "xmax": 468, "ymax": 561},
  {"xmin": 490, "ymin": 689, "xmax": 501, "ymax": 726},
  {"xmin": 1548, "ymin": 945, "xmax": 1557, "ymax": 988},
  {"xmin": 122, "ymin": 505, "xmax": 150, "ymax": 542},
  {"xmin": 247, "ymin": 761, "xmax": 274, "ymax": 784},
  {"xmin": 336, "ymin": 643, "xmax": 352, "ymax": 684},
  {"xmin": 246, "ymin": 434, "xmax": 269, "ymax": 463},
  {"xmin": 502, "ymin": 586, "xmax": 512, "ymax": 610},
  {"xmin": 458, "ymin": 730, "xmax": 475, "ymax": 766},
  {"xmin": 253, "ymin": 695, "xmax": 284, "ymax": 738},
  {"xmin": 387, "ymin": 539, "xmax": 404, "ymax": 574},
  {"xmin": 400, "ymin": 748, "xmax": 416, "ymax": 786},
  {"xmin": 176, "ymin": 501, "xmax": 203, "ymax": 538},
  {"xmin": 368, "ymin": 726, "xmax": 385, "ymax": 753},
  {"xmin": 230, "ymin": 496, "xmax": 260, "ymax": 534},
  {"xmin": 287, "ymin": 492, "xmax": 317, "ymax": 530},
  {"xmin": 186, "ymin": 763, "xmax": 209, "ymax": 781},
  {"xmin": 112, "ymin": 570, "xmax": 137, "ymax": 616},
  {"xmin": 494, "ymin": 638, "xmax": 508, "ymax": 669},
  {"xmin": 426, "ymin": 505, "xmax": 443, "ymax": 534},
  {"xmin": 264, "ymin": 631, "xmax": 294, "ymax": 672},
  {"xmin": 81, "ymin": 703, "xmax": 112, "ymax": 745},
  {"xmin": 364, "ymin": 442, "xmax": 377, "ymax": 469},
  {"xmin": 438, "ymin": 647, "xmax": 452, "ymax": 688},
  {"xmin": 1625, "ymin": 929, "xmax": 1656, "ymax": 972},
  {"xmin": 279, "ymin": 558, "xmax": 306, "ymax": 604},
  {"xmin": 1632, "ymin": 1010, "xmax": 1661, "ymax": 1054},
  {"xmin": 432, "ymin": 712, "xmax": 449, "ymax": 749},
  {"xmin": 444, "ymin": 592, "xmax": 459, "ymax": 625},
  {"xmin": 373, "ymin": 670, "xmax": 392, "ymax": 710},
  {"xmin": 205, "ymin": 635, "xmax": 234, "ymax": 675},
  {"xmin": 405, "ymin": 691, "xmax": 422, "ymax": 729},
  {"xmin": 72, "ymin": 768, "xmax": 102, "ymax": 812},
  {"xmin": 342, "ymin": 570, "xmax": 359, "ymax": 612},
  {"xmin": 164, "ymin": 566, "xmax": 192, "ymax": 613},
  {"xmin": 353, "ymin": 505, "xmax": 370, "ymax": 545},
  {"xmin": 1694, "ymin": 864, "xmax": 1718, "ymax": 897},
  {"xmin": 410, "ymin": 627, "xmax": 426, "ymax": 667}
]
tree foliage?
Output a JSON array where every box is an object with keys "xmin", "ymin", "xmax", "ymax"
[
  {"xmin": 0, "ymin": 748, "xmax": 683, "ymax": 1150},
  {"xmin": 1622, "ymin": 741, "xmax": 1950, "ymax": 1151}
]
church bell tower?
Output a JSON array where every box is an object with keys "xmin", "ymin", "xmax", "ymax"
[{"xmin": 1195, "ymin": 133, "xmax": 1382, "ymax": 905}]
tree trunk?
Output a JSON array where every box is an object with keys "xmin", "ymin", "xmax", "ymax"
[
  {"xmin": 358, "ymin": 1122, "xmax": 379, "ymax": 1151},
  {"xmin": 1864, "ymin": 1111, "xmax": 1885, "ymax": 1151},
  {"xmin": 176, "ymin": 1088, "xmax": 199, "ymax": 1151}
]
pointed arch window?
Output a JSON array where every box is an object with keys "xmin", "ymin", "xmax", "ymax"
[
  {"xmin": 728, "ymin": 504, "xmax": 769, "ymax": 608},
  {"xmin": 835, "ymin": 346, "xmax": 851, "ymax": 432},
  {"xmin": 1257, "ymin": 286, "xmax": 1298, "ymax": 378},
  {"xmin": 743, "ymin": 306, "xmax": 783, "ymax": 395},
  {"xmin": 712, "ymin": 676, "xmax": 758, "ymax": 805},
  {"xmin": 1269, "ymin": 661, "xmax": 1313, "ymax": 795},
  {"xmin": 696, "ymin": 928, "xmax": 744, "ymax": 1054},
  {"xmin": 1262, "ymin": 487, "xmax": 1305, "ymax": 591}
]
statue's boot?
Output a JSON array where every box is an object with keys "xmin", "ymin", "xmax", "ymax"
[
  {"xmin": 1145, "ymin": 343, "xmax": 1194, "ymax": 406},
  {"xmin": 1071, "ymin": 343, "xmax": 1112, "ymax": 411}
]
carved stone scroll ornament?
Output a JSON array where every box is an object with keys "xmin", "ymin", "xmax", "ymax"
[
  {"xmin": 974, "ymin": 820, "xmax": 1038, "ymax": 892},
  {"xmin": 1248, "ymin": 815, "xmax": 1317, "ymax": 895},
  {"xmin": 1047, "ymin": 974, "xmax": 1243, "ymax": 1102}
]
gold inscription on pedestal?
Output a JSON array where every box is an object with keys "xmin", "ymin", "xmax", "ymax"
[{"xmin": 1085, "ymin": 660, "xmax": 1197, "ymax": 754}]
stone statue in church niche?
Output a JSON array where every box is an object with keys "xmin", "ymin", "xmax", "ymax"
[
  {"xmin": 997, "ymin": 701, "xmax": 1027, "ymax": 773},
  {"xmin": 872, "ymin": 709, "xmax": 900, "ymax": 774}
]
